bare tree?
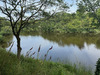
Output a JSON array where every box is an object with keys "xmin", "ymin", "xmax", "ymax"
[{"xmin": 0, "ymin": 0, "xmax": 68, "ymax": 59}]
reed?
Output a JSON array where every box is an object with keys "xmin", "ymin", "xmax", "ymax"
[
  {"xmin": 25, "ymin": 47, "xmax": 33, "ymax": 57},
  {"xmin": 26, "ymin": 45, "xmax": 53, "ymax": 61},
  {"xmin": 44, "ymin": 46, "xmax": 53, "ymax": 60},
  {"xmin": 8, "ymin": 41, "xmax": 14, "ymax": 53},
  {"xmin": 37, "ymin": 45, "xmax": 41, "ymax": 59}
]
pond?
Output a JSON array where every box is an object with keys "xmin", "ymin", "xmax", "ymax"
[{"xmin": 7, "ymin": 33, "xmax": 100, "ymax": 72}]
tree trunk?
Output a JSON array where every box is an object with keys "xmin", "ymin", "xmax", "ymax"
[{"xmin": 15, "ymin": 35, "xmax": 22, "ymax": 59}]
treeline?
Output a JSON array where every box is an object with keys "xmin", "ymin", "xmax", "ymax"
[
  {"xmin": 23, "ymin": 8, "xmax": 100, "ymax": 34},
  {"xmin": 0, "ymin": 8, "xmax": 100, "ymax": 35}
]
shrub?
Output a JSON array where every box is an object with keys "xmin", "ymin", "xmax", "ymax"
[{"xmin": 95, "ymin": 58, "xmax": 100, "ymax": 75}]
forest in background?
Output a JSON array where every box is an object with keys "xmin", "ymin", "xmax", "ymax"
[
  {"xmin": 0, "ymin": 5, "xmax": 100, "ymax": 35},
  {"xmin": 23, "ymin": 7, "xmax": 100, "ymax": 33}
]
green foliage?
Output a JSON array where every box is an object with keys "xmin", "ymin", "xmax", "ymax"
[
  {"xmin": 0, "ymin": 26, "xmax": 12, "ymax": 35},
  {"xmin": 0, "ymin": 35, "xmax": 3, "ymax": 42},
  {"xmin": 95, "ymin": 58, "xmax": 100, "ymax": 75},
  {"xmin": 23, "ymin": 11, "xmax": 100, "ymax": 34},
  {"xmin": 77, "ymin": 0, "xmax": 100, "ymax": 24},
  {"xmin": 0, "ymin": 17, "xmax": 12, "ymax": 43},
  {"xmin": 96, "ymin": 8, "xmax": 100, "ymax": 18}
]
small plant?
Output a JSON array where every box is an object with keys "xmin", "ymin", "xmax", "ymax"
[{"xmin": 95, "ymin": 58, "xmax": 100, "ymax": 75}]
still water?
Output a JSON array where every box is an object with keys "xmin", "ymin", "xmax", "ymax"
[{"xmin": 7, "ymin": 33, "xmax": 100, "ymax": 71}]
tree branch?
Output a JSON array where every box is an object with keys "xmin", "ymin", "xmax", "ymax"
[
  {"xmin": 10, "ymin": 1, "xmax": 21, "ymax": 14},
  {"xmin": 24, "ymin": 0, "xmax": 47, "ymax": 22}
]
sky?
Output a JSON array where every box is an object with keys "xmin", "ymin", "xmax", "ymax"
[
  {"xmin": 0, "ymin": 0, "xmax": 78, "ymax": 17},
  {"xmin": 66, "ymin": 0, "xmax": 78, "ymax": 13}
]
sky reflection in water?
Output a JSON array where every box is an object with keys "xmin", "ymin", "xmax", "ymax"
[{"xmin": 7, "ymin": 34, "xmax": 100, "ymax": 72}]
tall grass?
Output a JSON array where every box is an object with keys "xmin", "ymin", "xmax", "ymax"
[{"xmin": 0, "ymin": 48, "xmax": 93, "ymax": 75}]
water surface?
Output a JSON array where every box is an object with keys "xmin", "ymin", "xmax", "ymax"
[{"xmin": 7, "ymin": 33, "xmax": 100, "ymax": 71}]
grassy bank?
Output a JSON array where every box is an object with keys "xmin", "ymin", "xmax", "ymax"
[{"xmin": 0, "ymin": 48, "xmax": 93, "ymax": 75}]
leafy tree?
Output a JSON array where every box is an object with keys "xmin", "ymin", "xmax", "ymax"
[
  {"xmin": 76, "ymin": 0, "xmax": 100, "ymax": 24},
  {"xmin": 0, "ymin": 0, "xmax": 69, "ymax": 59}
]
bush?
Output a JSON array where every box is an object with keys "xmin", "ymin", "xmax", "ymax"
[{"xmin": 95, "ymin": 58, "xmax": 100, "ymax": 75}]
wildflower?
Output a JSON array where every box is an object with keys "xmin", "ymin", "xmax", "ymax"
[{"xmin": 49, "ymin": 46, "xmax": 53, "ymax": 50}]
